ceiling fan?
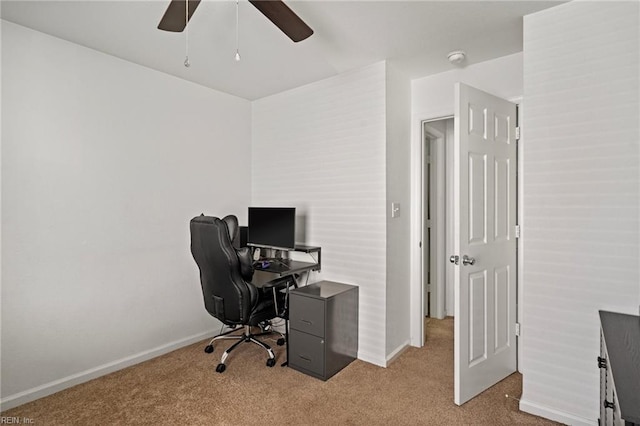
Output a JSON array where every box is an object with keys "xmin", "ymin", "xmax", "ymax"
[{"xmin": 158, "ymin": 0, "xmax": 314, "ymax": 43}]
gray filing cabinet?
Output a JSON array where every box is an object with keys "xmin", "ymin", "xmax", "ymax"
[{"xmin": 288, "ymin": 281, "xmax": 358, "ymax": 380}]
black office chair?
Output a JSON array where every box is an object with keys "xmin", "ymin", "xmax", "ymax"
[{"xmin": 190, "ymin": 214, "xmax": 284, "ymax": 373}]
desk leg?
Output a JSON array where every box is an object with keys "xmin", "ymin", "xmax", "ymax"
[
  {"xmin": 281, "ymin": 317, "xmax": 289, "ymax": 367},
  {"xmin": 281, "ymin": 275, "xmax": 300, "ymax": 367}
]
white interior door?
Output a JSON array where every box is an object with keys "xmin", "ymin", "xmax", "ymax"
[{"xmin": 453, "ymin": 83, "xmax": 517, "ymax": 405}]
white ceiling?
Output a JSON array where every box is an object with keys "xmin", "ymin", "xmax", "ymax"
[{"xmin": 1, "ymin": 0, "xmax": 564, "ymax": 100}]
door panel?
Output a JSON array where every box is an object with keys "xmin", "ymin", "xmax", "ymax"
[
  {"xmin": 454, "ymin": 83, "xmax": 517, "ymax": 405},
  {"xmin": 468, "ymin": 270, "xmax": 487, "ymax": 366},
  {"xmin": 494, "ymin": 266, "xmax": 510, "ymax": 354},
  {"xmin": 494, "ymin": 158, "xmax": 510, "ymax": 241},
  {"xmin": 468, "ymin": 152, "xmax": 487, "ymax": 245}
]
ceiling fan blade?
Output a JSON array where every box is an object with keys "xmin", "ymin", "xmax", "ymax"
[
  {"xmin": 158, "ymin": 0, "xmax": 202, "ymax": 32},
  {"xmin": 249, "ymin": 0, "xmax": 313, "ymax": 42}
]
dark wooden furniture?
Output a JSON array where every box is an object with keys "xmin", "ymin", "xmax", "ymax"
[
  {"xmin": 288, "ymin": 281, "xmax": 358, "ymax": 380},
  {"xmin": 598, "ymin": 310, "xmax": 640, "ymax": 426}
]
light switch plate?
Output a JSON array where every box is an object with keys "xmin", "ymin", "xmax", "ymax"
[{"xmin": 391, "ymin": 202, "xmax": 400, "ymax": 218}]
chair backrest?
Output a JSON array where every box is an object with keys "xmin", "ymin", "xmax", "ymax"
[
  {"xmin": 190, "ymin": 215, "xmax": 252, "ymax": 325},
  {"xmin": 222, "ymin": 215, "xmax": 240, "ymax": 248}
]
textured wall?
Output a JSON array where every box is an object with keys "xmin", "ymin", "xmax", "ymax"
[
  {"xmin": 252, "ymin": 62, "xmax": 388, "ymax": 366},
  {"xmin": 385, "ymin": 63, "xmax": 412, "ymax": 357},
  {"xmin": 1, "ymin": 21, "xmax": 251, "ymax": 407},
  {"xmin": 521, "ymin": 2, "xmax": 639, "ymax": 424}
]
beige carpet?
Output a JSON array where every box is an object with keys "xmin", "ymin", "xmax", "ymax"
[{"xmin": 3, "ymin": 318, "xmax": 560, "ymax": 425}]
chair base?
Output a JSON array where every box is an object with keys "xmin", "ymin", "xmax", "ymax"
[{"xmin": 205, "ymin": 325, "xmax": 279, "ymax": 372}]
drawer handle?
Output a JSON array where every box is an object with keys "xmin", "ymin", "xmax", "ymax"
[
  {"xmin": 597, "ymin": 356, "xmax": 607, "ymax": 369},
  {"xmin": 299, "ymin": 355, "xmax": 312, "ymax": 362},
  {"xmin": 301, "ymin": 319, "xmax": 313, "ymax": 325},
  {"xmin": 604, "ymin": 400, "xmax": 615, "ymax": 410}
]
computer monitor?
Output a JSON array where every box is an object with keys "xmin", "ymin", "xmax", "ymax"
[{"xmin": 247, "ymin": 207, "xmax": 296, "ymax": 251}]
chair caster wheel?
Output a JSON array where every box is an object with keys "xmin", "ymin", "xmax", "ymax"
[
  {"xmin": 216, "ymin": 363, "xmax": 226, "ymax": 373},
  {"xmin": 276, "ymin": 338, "xmax": 285, "ymax": 346},
  {"xmin": 266, "ymin": 358, "xmax": 276, "ymax": 367},
  {"xmin": 258, "ymin": 321, "xmax": 271, "ymax": 332},
  {"xmin": 204, "ymin": 345, "xmax": 214, "ymax": 353}
]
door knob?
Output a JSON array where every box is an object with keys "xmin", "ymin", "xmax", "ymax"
[
  {"xmin": 449, "ymin": 255, "xmax": 459, "ymax": 265},
  {"xmin": 462, "ymin": 255, "xmax": 475, "ymax": 266}
]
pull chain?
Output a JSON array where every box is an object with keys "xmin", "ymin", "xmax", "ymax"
[
  {"xmin": 184, "ymin": 0, "xmax": 190, "ymax": 67},
  {"xmin": 235, "ymin": 0, "xmax": 241, "ymax": 61}
]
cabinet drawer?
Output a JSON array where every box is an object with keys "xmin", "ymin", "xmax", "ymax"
[
  {"xmin": 289, "ymin": 294, "xmax": 325, "ymax": 337},
  {"xmin": 289, "ymin": 329, "xmax": 325, "ymax": 378}
]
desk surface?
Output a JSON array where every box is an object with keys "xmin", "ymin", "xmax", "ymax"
[
  {"xmin": 250, "ymin": 245, "xmax": 320, "ymax": 287},
  {"xmin": 259, "ymin": 260, "xmax": 316, "ymax": 275},
  {"xmin": 293, "ymin": 244, "xmax": 321, "ymax": 253}
]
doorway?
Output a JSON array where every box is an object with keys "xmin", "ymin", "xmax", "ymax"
[
  {"xmin": 412, "ymin": 84, "xmax": 521, "ymax": 406},
  {"xmin": 422, "ymin": 118, "xmax": 453, "ymax": 324},
  {"xmin": 453, "ymin": 83, "xmax": 518, "ymax": 404}
]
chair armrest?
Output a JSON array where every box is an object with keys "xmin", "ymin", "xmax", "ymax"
[{"xmin": 237, "ymin": 247, "xmax": 254, "ymax": 281}]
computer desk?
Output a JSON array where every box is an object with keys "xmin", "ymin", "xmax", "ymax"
[
  {"xmin": 251, "ymin": 244, "xmax": 321, "ymax": 286},
  {"xmin": 250, "ymin": 245, "xmax": 321, "ymax": 366}
]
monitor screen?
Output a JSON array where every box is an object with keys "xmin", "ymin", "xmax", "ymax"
[{"xmin": 247, "ymin": 207, "xmax": 296, "ymax": 250}]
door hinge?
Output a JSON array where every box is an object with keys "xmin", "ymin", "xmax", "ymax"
[
  {"xmin": 515, "ymin": 127, "xmax": 521, "ymax": 141},
  {"xmin": 597, "ymin": 356, "xmax": 607, "ymax": 369},
  {"xmin": 515, "ymin": 225, "xmax": 521, "ymax": 239},
  {"xmin": 515, "ymin": 323, "xmax": 521, "ymax": 337}
]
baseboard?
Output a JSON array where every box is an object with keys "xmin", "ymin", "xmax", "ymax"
[
  {"xmin": 357, "ymin": 351, "xmax": 386, "ymax": 368},
  {"xmin": 0, "ymin": 329, "xmax": 217, "ymax": 412},
  {"xmin": 355, "ymin": 341, "xmax": 410, "ymax": 368},
  {"xmin": 386, "ymin": 340, "xmax": 411, "ymax": 366},
  {"xmin": 519, "ymin": 398, "xmax": 596, "ymax": 426}
]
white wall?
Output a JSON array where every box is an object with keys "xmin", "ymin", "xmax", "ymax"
[
  {"xmin": 252, "ymin": 62, "xmax": 388, "ymax": 366},
  {"xmin": 385, "ymin": 63, "xmax": 412, "ymax": 357},
  {"xmin": 1, "ymin": 21, "xmax": 251, "ymax": 409},
  {"xmin": 0, "ymin": 12, "xmax": 3, "ymax": 405},
  {"xmin": 412, "ymin": 52, "xmax": 524, "ymax": 120},
  {"xmin": 409, "ymin": 53, "xmax": 524, "ymax": 345},
  {"xmin": 520, "ymin": 2, "xmax": 639, "ymax": 424}
]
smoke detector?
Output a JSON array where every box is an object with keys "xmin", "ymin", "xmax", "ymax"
[{"xmin": 447, "ymin": 50, "xmax": 466, "ymax": 66}]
